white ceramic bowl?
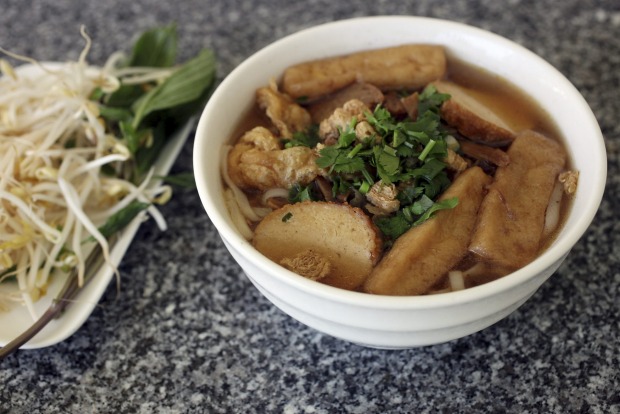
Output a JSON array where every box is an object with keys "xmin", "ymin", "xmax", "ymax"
[{"xmin": 193, "ymin": 16, "xmax": 606, "ymax": 348}]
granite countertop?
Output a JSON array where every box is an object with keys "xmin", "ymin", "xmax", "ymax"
[{"xmin": 1, "ymin": 0, "xmax": 618, "ymax": 412}]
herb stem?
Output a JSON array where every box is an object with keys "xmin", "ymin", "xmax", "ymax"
[
  {"xmin": 361, "ymin": 168, "xmax": 375, "ymax": 186},
  {"xmin": 359, "ymin": 180, "xmax": 371, "ymax": 194},
  {"xmin": 347, "ymin": 143, "xmax": 363, "ymax": 158},
  {"xmin": 419, "ymin": 139, "xmax": 436, "ymax": 161}
]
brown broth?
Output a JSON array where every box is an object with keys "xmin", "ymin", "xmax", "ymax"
[
  {"xmin": 446, "ymin": 57, "xmax": 563, "ymax": 140},
  {"xmin": 432, "ymin": 58, "xmax": 574, "ymax": 291}
]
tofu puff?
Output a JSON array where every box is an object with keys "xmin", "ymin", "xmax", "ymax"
[{"xmin": 224, "ymin": 44, "xmax": 577, "ymax": 295}]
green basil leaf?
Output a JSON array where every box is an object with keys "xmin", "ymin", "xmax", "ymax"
[
  {"xmin": 128, "ymin": 23, "xmax": 177, "ymax": 68},
  {"xmin": 155, "ymin": 172, "xmax": 196, "ymax": 189},
  {"xmin": 132, "ymin": 49, "xmax": 216, "ymax": 128},
  {"xmin": 86, "ymin": 200, "xmax": 150, "ymax": 242},
  {"xmin": 119, "ymin": 121, "xmax": 141, "ymax": 154},
  {"xmin": 99, "ymin": 105, "xmax": 133, "ymax": 123}
]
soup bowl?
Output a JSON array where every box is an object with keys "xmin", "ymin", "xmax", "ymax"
[{"xmin": 193, "ymin": 16, "xmax": 606, "ymax": 348}]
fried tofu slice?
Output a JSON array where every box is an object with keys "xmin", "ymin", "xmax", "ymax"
[
  {"xmin": 433, "ymin": 80, "xmax": 517, "ymax": 145},
  {"xmin": 363, "ymin": 167, "xmax": 492, "ymax": 296},
  {"xmin": 282, "ymin": 44, "xmax": 447, "ymax": 101},
  {"xmin": 253, "ymin": 201, "xmax": 383, "ymax": 291},
  {"xmin": 227, "ymin": 126, "xmax": 322, "ymax": 191},
  {"xmin": 468, "ymin": 130, "xmax": 567, "ymax": 270}
]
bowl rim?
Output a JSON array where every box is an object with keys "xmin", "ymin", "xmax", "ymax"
[{"xmin": 194, "ymin": 15, "xmax": 607, "ymax": 310}]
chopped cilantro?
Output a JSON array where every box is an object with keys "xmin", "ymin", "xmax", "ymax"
[
  {"xmin": 312, "ymin": 84, "xmax": 456, "ymax": 243},
  {"xmin": 283, "ymin": 124, "xmax": 319, "ymax": 148},
  {"xmin": 288, "ymin": 184, "xmax": 317, "ymax": 203}
]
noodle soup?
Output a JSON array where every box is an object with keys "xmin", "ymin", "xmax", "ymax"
[{"xmin": 221, "ymin": 44, "xmax": 577, "ymax": 296}]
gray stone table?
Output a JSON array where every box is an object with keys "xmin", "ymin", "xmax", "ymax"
[{"xmin": 0, "ymin": 0, "xmax": 618, "ymax": 413}]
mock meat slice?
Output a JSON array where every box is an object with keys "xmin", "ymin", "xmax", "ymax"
[
  {"xmin": 253, "ymin": 201, "xmax": 383, "ymax": 291},
  {"xmin": 307, "ymin": 82, "xmax": 384, "ymax": 124},
  {"xmin": 282, "ymin": 44, "xmax": 447, "ymax": 101},
  {"xmin": 363, "ymin": 166, "xmax": 492, "ymax": 296},
  {"xmin": 468, "ymin": 130, "xmax": 567, "ymax": 270},
  {"xmin": 433, "ymin": 80, "xmax": 517, "ymax": 145}
]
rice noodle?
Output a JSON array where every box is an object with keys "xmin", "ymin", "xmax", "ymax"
[
  {"xmin": 261, "ymin": 188, "xmax": 290, "ymax": 205},
  {"xmin": 223, "ymin": 188, "xmax": 254, "ymax": 240},
  {"xmin": 543, "ymin": 179, "xmax": 564, "ymax": 238},
  {"xmin": 220, "ymin": 145, "xmax": 271, "ymax": 222},
  {"xmin": 448, "ymin": 271, "xmax": 465, "ymax": 291}
]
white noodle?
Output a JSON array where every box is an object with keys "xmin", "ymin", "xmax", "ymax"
[
  {"xmin": 220, "ymin": 145, "xmax": 265, "ymax": 222},
  {"xmin": 448, "ymin": 271, "xmax": 465, "ymax": 291},
  {"xmin": 223, "ymin": 189, "xmax": 254, "ymax": 240},
  {"xmin": 543, "ymin": 179, "xmax": 564, "ymax": 238},
  {"xmin": 261, "ymin": 188, "xmax": 290, "ymax": 205}
]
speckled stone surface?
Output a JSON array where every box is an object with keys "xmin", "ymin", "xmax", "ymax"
[{"xmin": 0, "ymin": 0, "xmax": 618, "ymax": 413}]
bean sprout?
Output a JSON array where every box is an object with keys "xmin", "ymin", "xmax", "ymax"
[{"xmin": 0, "ymin": 27, "xmax": 173, "ymax": 320}]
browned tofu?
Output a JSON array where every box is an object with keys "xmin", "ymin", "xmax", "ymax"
[
  {"xmin": 433, "ymin": 80, "xmax": 517, "ymax": 145},
  {"xmin": 282, "ymin": 45, "xmax": 447, "ymax": 101},
  {"xmin": 363, "ymin": 166, "xmax": 492, "ymax": 296},
  {"xmin": 253, "ymin": 201, "xmax": 383, "ymax": 290},
  {"xmin": 468, "ymin": 130, "xmax": 567, "ymax": 270}
]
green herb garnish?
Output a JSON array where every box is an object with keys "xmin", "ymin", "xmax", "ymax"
[
  {"xmin": 283, "ymin": 125, "xmax": 320, "ymax": 148},
  {"xmin": 86, "ymin": 200, "xmax": 150, "ymax": 242},
  {"xmin": 315, "ymin": 85, "xmax": 455, "ymax": 242},
  {"xmin": 289, "ymin": 183, "xmax": 317, "ymax": 203},
  {"xmin": 98, "ymin": 25, "xmax": 217, "ymax": 184}
]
